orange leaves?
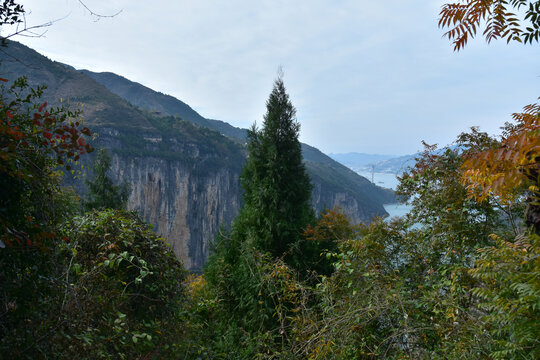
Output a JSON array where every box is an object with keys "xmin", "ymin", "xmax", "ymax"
[
  {"xmin": 439, "ymin": 1, "xmax": 535, "ymax": 50},
  {"xmin": 439, "ymin": 1, "xmax": 489, "ymax": 51},
  {"xmin": 461, "ymin": 100, "xmax": 540, "ymax": 204},
  {"xmin": 304, "ymin": 208, "xmax": 359, "ymax": 243}
]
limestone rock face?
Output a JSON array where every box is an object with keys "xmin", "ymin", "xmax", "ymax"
[
  {"xmin": 114, "ymin": 156, "xmax": 240, "ymax": 271},
  {"xmin": 91, "ymin": 128, "xmax": 242, "ymax": 272}
]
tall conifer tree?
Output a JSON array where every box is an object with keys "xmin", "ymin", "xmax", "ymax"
[{"xmin": 240, "ymin": 75, "xmax": 313, "ymax": 257}]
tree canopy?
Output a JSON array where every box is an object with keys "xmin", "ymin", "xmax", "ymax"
[{"xmin": 240, "ymin": 75, "xmax": 314, "ymax": 257}]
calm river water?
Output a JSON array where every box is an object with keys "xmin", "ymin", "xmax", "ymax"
[{"xmin": 356, "ymin": 171, "xmax": 412, "ymax": 220}]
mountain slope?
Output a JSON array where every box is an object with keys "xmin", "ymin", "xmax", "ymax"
[
  {"xmin": 81, "ymin": 69, "xmax": 395, "ymax": 209},
  {"xmin": 80, "ymin": 70, "xmax": 247, "ymax": 140},
  {"xmin": 0, "ymin": 41, "xmax": 394, "ymax": 270}
]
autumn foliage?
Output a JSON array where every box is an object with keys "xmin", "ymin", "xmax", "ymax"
[
  {"xmin": 439, "ymin": 0, "xmax": 540, "ymax": 50},
  {"xmin": 461, "ymin": 101, "xmax": 539, "ymax": 206}
]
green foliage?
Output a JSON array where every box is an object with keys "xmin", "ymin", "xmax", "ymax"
[
  {"xmin": 469, "ymin": 233, "xmax": 540, "ymax": 359},
  {"xmin": 0, "ymin": 67, "xmax": 188, "ymax": 359},
  {"xmin": 51, "ymin": 210, "xmax": 187, "ymax": 359},
  {"xmin": 240, "ymin": 76, "xmax": 314, "ymax": 260},
  {"xmin": 0, "ymin": 75, "xmax": 92, "ymax": 353},
  {"xmin": 202, "ymin": 77, "xmax": 321, "ymax": 357},
  {"xmin": 284, "ymin": 131, "xmax": 526, "ymax": 359},
  {"xmin": 397, "ymin": 137, "xmax": 512, "ymax": 265},
  {"xmin": 84, "ymin": 148, "xmax": 130, "ymax": 211},
  {"xmin": 1, "ymin": 210, "xmax": 188, "ymax": 359}
]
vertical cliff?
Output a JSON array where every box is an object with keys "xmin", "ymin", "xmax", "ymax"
[
  {"xmin": 88, "ymin": 123, "xmax": 244, "ymax": 272},
  {"xmin": 111, "ymin": 155, "xmax": 240, "ymax": 271}
]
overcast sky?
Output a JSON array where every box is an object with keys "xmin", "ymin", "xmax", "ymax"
[{"xmin": 5, "ymin": 0, "xmax": 539, "ymax": 155}]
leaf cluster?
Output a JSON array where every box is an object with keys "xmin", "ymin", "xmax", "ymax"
[{"xmin": 439, "ymin": 0, "xmax": 540, "ymax": 50}]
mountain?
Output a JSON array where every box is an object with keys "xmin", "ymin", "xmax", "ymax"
[
  {"xmin": 328, "ymin": 152, "xmax": 397, "ymax": 169},
  {"xmin": 81, "ymin": 69, "xmax": 395, "ymax": 215},
  {"xmin": 79, "ymin": 70, "xmax": 248, "ymax": 141},
  {"xmin": 363, "ymin": 154, "xmax": 418, "ymax": 175},
  {"xmin": 0, "ymin": 41, "xmax": 394, "ymax": 271}
]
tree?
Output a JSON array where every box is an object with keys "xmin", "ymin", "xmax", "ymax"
[
  {"xmin": 439, "ymin": 0, "xmax": 540, "ymax": 51},
  {"xmin": 203, "ymin": 76, "xmax": 317, "ymax": 357},
  {"xmin": 240, "ymin": 75, "xmax": 314, "ymax": 258},
  {"xmin": 0, "ymin": 0, "xmax": 122, "ymax": 47},
  {"xmin": 0, "ymin": 76, "xmax": 94, "ymax": 357},
  {"xmin": 83, "ymin": 148, "xmax": 130, "ymax": 211},
  {"xmin": 439, "ymin": 2, "xmax": 540, "ymax": 357}
]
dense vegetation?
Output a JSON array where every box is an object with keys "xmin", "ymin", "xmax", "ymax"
[{"xmin": 1, "ymin": 1, "xmax": 539, "ymax": 359}]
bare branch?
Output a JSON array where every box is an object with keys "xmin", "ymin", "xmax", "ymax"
[{"xmin": 77, "ymin": 0, "xmax": 122, "ymax": 19}]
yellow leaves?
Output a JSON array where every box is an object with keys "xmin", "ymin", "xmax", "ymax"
[{"xmin": 460, "ymin": 100, "xmax": 540, "ymax": 204}]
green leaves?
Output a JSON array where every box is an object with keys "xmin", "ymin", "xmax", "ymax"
[{"xmin": 83, "ymin": 148, "xmax": 130, "ymax": 211}]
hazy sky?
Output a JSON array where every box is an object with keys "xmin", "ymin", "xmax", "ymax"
[{"xmin": 5, "ymin": 0, "xmax": 539, "ymax": 155}]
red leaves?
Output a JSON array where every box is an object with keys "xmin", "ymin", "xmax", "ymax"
[
  {"xmin": 43, "ymin": 132, "xmax": 52, "ymax": 140},
  {"xmin": 38, "ymin": 101, "xmax": 47, "ymax": 112}
]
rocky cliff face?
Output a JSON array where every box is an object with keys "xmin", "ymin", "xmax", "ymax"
[
  {"xmin": 110, "ymin": 154, "xmax": 241, "ymax": 271},
  {"xmin": 86, "ymin": 125, "xmax": 243, "ymax": 272}
]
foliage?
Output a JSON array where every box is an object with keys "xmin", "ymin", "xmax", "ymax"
[
  {"xmin": 469, "ymin": 233, "xmax": 540, "ymax": 359},
  {"xmin": 0, "ymin": 0, "xmax": 24, "ymax": 46},
  {"xmin": 0, "ymin": 65, "xmax": 187, "ymax": 359},
  {"xmin": 439, "ymin": 0, "xmax": 540, "ymax": 50},
  {"xmin": 461, "ymin": 101, "xmax": 539, "ymax": 230},
  {"xmin": 203, "ymin": 77, "xmax": 323, "ymax": 358},
  {"xmin": 302, "ymin": 208, "xmax": 358, "ymax": 276},
  {"xmin": 397, "ymin": 135, "xmax": 512, "ymax": 256},
  {"xmin": 285, "ymin": 131, "xmax": 524, "ymax": 359},
  {"xmin": 240, "ymin": 75, "xmax": 314, "ymax": 260},
  {"xmin": 291, "ymin": 216, "xmax": 495, "ymax": 359},
  {"xmin": 83, "ymin": 148, "xmax": 130, "ymax": 211},
  {"xmin": 49, "ymin": 210, "xmax": 187, "ymax": 359},
  {"xmin": 0, "ymin": 76, "xmax": 93, "ymax": 243},
  {"xmin": 0, "ymin": 74, "xmax": 95, "ymax": 358},
  {"xmin": 2, "ymin": 210, "xmax": 188, "ymax": 359}
]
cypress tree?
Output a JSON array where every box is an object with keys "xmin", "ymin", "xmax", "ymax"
[
  {"xmin": 241, "ymin": 75, "xmax": 314, "ymax": 257},
  {"xmin": 83, "ymin": 148, "xmax": 130, "ymax": 211}
]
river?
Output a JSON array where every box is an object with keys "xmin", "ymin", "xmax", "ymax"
[{"xmin": 356, "ymin": 171, "xmax": 412, "ymax": 219}]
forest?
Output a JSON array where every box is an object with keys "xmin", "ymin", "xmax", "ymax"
[{"xmin": 1, "ymin": 1, "xmax": 539, "ymax": 359}]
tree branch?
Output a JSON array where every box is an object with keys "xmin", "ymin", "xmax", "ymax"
[{"xmin": 77, "ymin": 0, "xmax": 122, "ymax": 19}]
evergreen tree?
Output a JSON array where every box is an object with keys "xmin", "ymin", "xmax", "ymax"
[
  {"xmin": 241, "ymin": 75, "xmax": 314, "ymax": 257},
  {"xmin": 84, "ymin": 148, "xmax": 130, "ymax": 211}
]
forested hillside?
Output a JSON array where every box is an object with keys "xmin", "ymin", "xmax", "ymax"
[{"xmin": 1, "ymin": 1, "xmax": 538, "ymax": 359}]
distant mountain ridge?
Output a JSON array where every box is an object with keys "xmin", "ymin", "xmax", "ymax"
[
  {"xmin": 330, "ymin": 152, "xmax": 417, "ymax": 175},
  {"xmin": 331, "ymin": 146, "xmax": 460, "ymax": 180},
  {"xmin": 329, "ymin": 152, "xmax": 397, "ymax": 169}
]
